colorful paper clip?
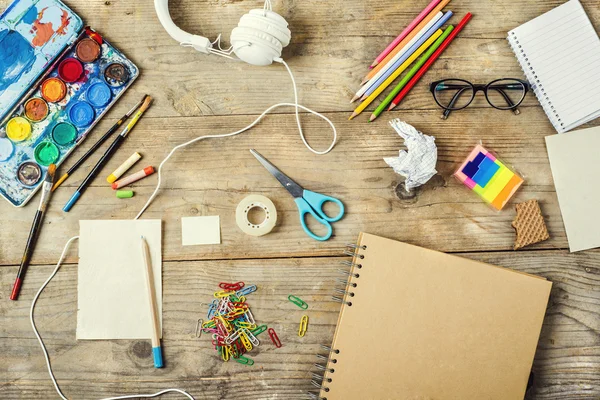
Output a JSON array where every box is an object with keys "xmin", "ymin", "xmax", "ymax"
[
  {"xmin": 235, "ymin": 355, "xmax": 254, "ymax": 366},
  {"xmin": 219, "ymin": 281, "xmax": 245, "ymax": 291},
  {"xmin": 236, "ymin": 285, "xmax": 257, "ymax": 297},
  {"xmin": 288, "ymin": 295, "xmax": 308, "ymax": 310},
  {"xmin": 268, "ymin": 328, "xmax": 282, "ymax": 348},
  {"xmin": 252, "ymin": 324, "xmax": 268, "ymax": 336},
  {"xmin": 298, "ymin": 315, "xmax": 309, "ymax": 337},
  {"xmin": 214, "ymin": 290, "xmax": 236, "ymax": 298}
]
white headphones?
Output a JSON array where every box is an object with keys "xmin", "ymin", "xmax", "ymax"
[{"xmin": 154, "ymin": 0, "xmax": 291, "ymax": 66}]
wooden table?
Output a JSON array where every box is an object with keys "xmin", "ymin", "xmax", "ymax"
[{"xmin": 2, "ymin": 0, "xmax": 600, "ymax": 398}]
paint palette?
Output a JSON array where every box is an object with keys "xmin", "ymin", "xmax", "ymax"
[
  {"xmin": 0, "ymin": 0, "xmax": 138, "ymax": 207},
  {"xmin": 454, "ymin": 145, "xmax": 524, "ymax": 211}
]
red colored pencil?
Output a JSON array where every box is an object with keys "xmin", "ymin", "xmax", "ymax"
[{"xmin": 388, "ymin": 12, "xmax": 473, "ymax": 111}]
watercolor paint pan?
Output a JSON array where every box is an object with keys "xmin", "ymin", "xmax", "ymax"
[{"xmin": 0, "ymin": 0, "xmax": 138, "ymax": 207}]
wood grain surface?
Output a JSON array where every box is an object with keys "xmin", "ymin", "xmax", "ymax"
[{"xmin": 1, "ymin": 0, "xmax": 599, "ymax": 399}]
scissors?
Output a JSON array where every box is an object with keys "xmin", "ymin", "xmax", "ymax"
[{"xmin": 250, "ymin": 149, "xmax": 345, "ymax": 241}]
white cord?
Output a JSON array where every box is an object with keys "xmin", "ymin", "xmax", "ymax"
[
  {"xmin": 30, "ymin": 236, "xmax": 195, "ymax": 400},
  {"xmin": 134, "ymin": 58, "xmax": 336, "ymax": 220}
]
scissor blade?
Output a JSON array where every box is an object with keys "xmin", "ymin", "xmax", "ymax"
[{"xmin": 250, "ymin": 149, "xmax": 304, "ymax": 198}]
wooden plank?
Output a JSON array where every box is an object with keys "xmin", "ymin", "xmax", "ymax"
[
  {"xmin": 0, "ymin": 0, "xmax": 597, "ymax": 118},
  {"xmin": 2, "ymin": 108, "xmax": 593, "ymax": 265},
  {"xmin": 1, "ymin": 250, "xmax": 599, "ymax": 399}
]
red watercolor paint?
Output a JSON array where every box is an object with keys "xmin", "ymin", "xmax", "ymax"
[{"xmin": 58, "ymin": 58, "xmax": 83, "ymax": 83}]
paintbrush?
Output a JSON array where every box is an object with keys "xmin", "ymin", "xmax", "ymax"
[
  {"xmin": 63, "ymin": 95, "xmax": 153, "ymax": 212},
  {"xmin": 52, "ymin": 95, "xmax": 146, "ymax": 191},
  {"xmin": 10, "ymin": 164, "xmax": 57, "ymax": 301}
]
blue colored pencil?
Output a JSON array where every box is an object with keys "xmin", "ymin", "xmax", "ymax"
[
  {"xmin": 361, "ymin": 11, "xmax": 453, "ymax": 100},
  {"xmin": 141, "ymin": 236, "xmax": 164, "ymax": 368}
]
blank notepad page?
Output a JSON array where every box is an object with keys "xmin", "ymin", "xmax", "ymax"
[{"xmin": 508, "ymin": 0, "xmax": 600, "ymax": 133}]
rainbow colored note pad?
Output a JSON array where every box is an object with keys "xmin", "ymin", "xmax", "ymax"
[
  {"xmin": 454, "ymin": 145, "xmax": 523, "ymax": 210},
  {"xmin": 0, "ymin": 0, "xmax": 138, "ymax": 207}
]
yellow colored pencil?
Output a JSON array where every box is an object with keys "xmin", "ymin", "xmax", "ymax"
[{"xmin": 349, "ymin": 29, "xmax": 443, "ymax": 120}]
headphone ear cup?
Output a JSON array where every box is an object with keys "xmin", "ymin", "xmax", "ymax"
[{"xmin": 231, "ymin": 9, "xmax": 292, "ymax": 66}]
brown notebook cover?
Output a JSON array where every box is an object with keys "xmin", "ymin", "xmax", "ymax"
[{"xmin": 318, "ymin": 233, "xmax": 552, "ymax": 400}]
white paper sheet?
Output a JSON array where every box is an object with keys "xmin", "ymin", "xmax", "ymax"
[
  {"xmin": 181, "ymin": 216, "xmax": 221, "ymax": 245},
  {"xmin": 546, "ymin": 126, "xmax": 600, "ymax": 252},
  {"xmin": 77, "ymin": 220, "xmax": 162, "ymax": 340}
]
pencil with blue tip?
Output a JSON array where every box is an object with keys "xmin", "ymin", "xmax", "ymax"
[
  {"xmin": 370, "ymin": 25, "xmax": 455, "ymax": 122},
  {"xmin": 349, "ymin": 29, "xmax": 443, "ymax": 120},
  {"xmin": 141, "ymin": 236, "xmax": 164, "ymax": 368}
]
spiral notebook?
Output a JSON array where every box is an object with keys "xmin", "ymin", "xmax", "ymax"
[
  {"xmin": 507, "ymin": 0, "xmax": 600, "ymax": 133},
  {"xmin": 313, "ymin": 233, "xmax": 552, "ymax": 400}
]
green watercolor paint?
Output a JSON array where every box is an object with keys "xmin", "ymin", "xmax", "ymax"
[
  {"xmin": 34, "ymin": 142, "xmax": 60, "ymax": 166},
  {"xmin": 52, "ymin": 122, "xmax": 77, "ymax": 146}
]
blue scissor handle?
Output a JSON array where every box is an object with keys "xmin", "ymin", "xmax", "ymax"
[
  {"xmin": 302, "ymin": 190, "xmax": 345, "ymax": 222},
  {"xmin": 294, "ymin": 197, "xmax": 333, "ymax": 241}
]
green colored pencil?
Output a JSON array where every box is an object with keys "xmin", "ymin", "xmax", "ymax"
[{"xmin": 369, "ymin": 25, "xmax": 455, "ymax": 122}]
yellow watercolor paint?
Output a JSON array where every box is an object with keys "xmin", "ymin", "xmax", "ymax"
[{"xmin": 6, "ymin": 117, "xmax": 32, "ymax": 142}]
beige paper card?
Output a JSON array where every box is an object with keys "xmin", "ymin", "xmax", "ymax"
[
  {"xmin": 77, "ymin": 220, "xmax": 162, "ymax": 340},
  {"xmin": 181, "ymin": 216, "xmax": 221, "ymax": 245}
]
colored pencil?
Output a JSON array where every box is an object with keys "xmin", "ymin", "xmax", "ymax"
[
  {"xmin": 361, "ymin": 0, "xmax": 451, "ymax": 85},
  {"xmin": 359, "ymin": 11, "xmax": 452, "ymax": 102},
  {"xmin": 52, "ymin": 96, "xmax": 145, "ymax": 191},
  {"xmin": 370, "ymin": 25, "xmax": 455, "ymax": 122},
  {"xmin": 63, "ymin": 95, "xmax": 152, "ymax": 212},
  {"xmin": 141, "ymin": 236, "xmax": 164, "ymax": 368},
  {"xmin": 10, "ymin": 164, "xmax": 56, "ymax": 301},
  {"xmin": 352, "ymin": 11, "xmax": 443, "ymax": 102},
  {"xmin": 388, "ymin": 13, "xmax": 473, "ymax": 111},
  {"xmin": 370, "ymin": 0, "xmax": 442, "ymax": 69},
  {"xmin": 349, "ymin": 29, "xmax": 443, "ymax": 120}
]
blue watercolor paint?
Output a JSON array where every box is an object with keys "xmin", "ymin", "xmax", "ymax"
[
  {"xmin": 86, "ymin": 82, "xmax": 112, "ymax": 107},
  {"xmin": 0, "ymin": 30, "xmax": 35, "ymax": 92},
  {"xmin": 22, "ymin": 5, "xmax": 38, "ymax": 24},
  {"xmin": 69, "ymin": 101, "xmax": 95, "ymax": 127},
  {"xmin": 0, "ymin": 137, "xmax": 14, "ymax": 161}
]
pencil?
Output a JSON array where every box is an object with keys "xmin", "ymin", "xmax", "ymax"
[
  {"xmin": 358, "ymin": 11, "xmax": 452, "ymax": 102},
  {"xmin": 370, "ymin": 25, "xmax": 454, "ymax": 122},
  {"xmin": 52, "ymin": 96, "xmax": 145, "ymax": 191},
  {"xmin": 141, "ymin": 236, "xmax": 163, "ymax": 368},
  {"xmin": 62, "ymin": 95, "xmax": 152, "ymax": 212},
  {"xmin": 388, "ymin": 13, "xmax": 473, "ymax": 111},
  {"xmin": 353, "ymin": 10, "xmax": 444, "ymax": 102},
  {"xmin": 361, "ymin": 0, "xmax": 451, "ymax": 85},
  {"xmin": 10, "ymin": 164, "xmax": 56, "ymax": 300},
  {"xmin": 370, "ymin": 0, "xmax": 442, "ymax": 69},
  {"xmin": 349, "ymin": 29, "xmax": 443, "ymax": 120}
]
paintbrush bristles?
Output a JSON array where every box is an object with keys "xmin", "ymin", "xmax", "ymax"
[
  {"xmin": 46, "ymin": 164, "xmax": 56, "ymax": 180},
  {"xmin": 139, "ymin": 95, "xmax": 153, "ymax": 112}
]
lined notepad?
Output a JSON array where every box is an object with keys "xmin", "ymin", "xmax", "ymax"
[{"xmin": 507, "ymin": 0, "xmax": 600, "ymax": 133}]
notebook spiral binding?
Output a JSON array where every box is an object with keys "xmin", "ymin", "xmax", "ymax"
[
  {"xmin": 306, "ymin": 243, "xmax": 367, "ymax": 400},
  {"xmin": 507, "ymin": 31, "xmax": 564, "ymax": 131}
]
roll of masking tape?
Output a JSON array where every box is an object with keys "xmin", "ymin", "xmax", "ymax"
[{"xmin": 236, "ymin": 195, "xmax": 277, "ymax": 236}]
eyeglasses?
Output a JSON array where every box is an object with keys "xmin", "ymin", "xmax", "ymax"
[{"xmin": 429, "ymin": 78, "xmax": 530, "ymax": 120}]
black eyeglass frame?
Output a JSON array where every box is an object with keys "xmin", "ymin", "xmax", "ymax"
[{"xmin": 429, "ymin": 78, "xmax": 531, "ymax": 112}]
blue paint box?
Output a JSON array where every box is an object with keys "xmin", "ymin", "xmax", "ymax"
[{"xmin": 0, "ymin": 0, "xmax": 138, "ymax": 207}]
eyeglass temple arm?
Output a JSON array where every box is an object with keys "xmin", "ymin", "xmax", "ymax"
[
  {"xmin": 489, "ymin": 87, "xmax": 521, "ymax": 115},
  {"xmin": 441, "ymin": 87, "xmax": 471, "ymax": 120}
]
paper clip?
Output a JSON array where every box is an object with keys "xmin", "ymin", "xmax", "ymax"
[
  {"xmin": 219, "ymin": 281, "xmax": 245, "ymax": 291},
  {"xmin": 236, "ymin": 321, "xmax": 256, "ymax": 330},
  {"xmin": 251, "ymin": 324, "xmax": 268, "ymax": 336},
  {"xmin": 235, "ymin": 355, "xmax": 254, "ymax": 366},
  {"xmin": 236, "ymin": 285, "xmax": 257, "ymax": 297},
  {"xmin": 288, "ymin": 295, "xmax": 308, "ymax": 310},
  {"xmin": 225, "ymin": 329, "xmax": 242, "ymax": 345},
  {"xmin": 195, "ymin": 319, "xmax": 203, "ymax": 338},
  {"xmin": 245, "ymin": 308, "xmax": 256, "ymax": 325},
  {"xmin": 268, "ymin": 328, "xmax": 282, "ymax": 348},
  {"xmin": 298, "ymin": 315, "xmax": 309, "ymax": 337},
  {"xmin": 240, "ymin": 331, "xmax": 253, "ymax": 351},
  {"xmin": 243, "ymin": 328, "xmax": 260, "ymax": 347},
  {"xmin": 214, "ymin": 290, "xmax": 235, "ymax": 298}
]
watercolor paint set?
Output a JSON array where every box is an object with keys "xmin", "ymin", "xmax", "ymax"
[
  {"xmin": 0, "ymin": 0, "xmax": 138, "ymax": 207},
  {"xmin": 454, "ymin": 145, "xmax": 524, "ymax": 211}
]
